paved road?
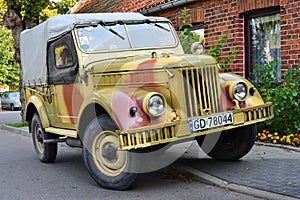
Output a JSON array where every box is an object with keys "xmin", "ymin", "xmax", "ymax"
[
  {"xmin": 0, "ymin": 128, "xmax": 262, "ymax": 200},
  {"xmin": 0, "ymin": 111, "xmax": 22, "ymax": 125}
]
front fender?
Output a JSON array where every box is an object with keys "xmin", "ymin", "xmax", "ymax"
[
  {"xmin": 78, "ymin": 88, "xmax": 174, "ymax": 132},
  {"xmin": 219, "ymin": 73, "xmax": 264, "ymax": 110},
  {"xmin": 77, "ymin": 89, "xmax": 149, "ymax": 131}
]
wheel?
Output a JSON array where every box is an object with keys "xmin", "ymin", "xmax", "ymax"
[
  {"xmin": 196, "ymin": 125, "xmax": 257, "ymax": 161},
  {"xmin": 31, "ymin": 113, "xmax": 57, "ymax": 163},
  {"xmin": 82, "ymin": 115, "xmax": 139, "ymax": 190},
  {"xmin": 10, "ymin": 104, "xmax": 15, "ymax": 111}
]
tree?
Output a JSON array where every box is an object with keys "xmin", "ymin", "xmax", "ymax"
[
  {"xmin": 0, "ymin": 27, "xmax": 19, "ymax": 91},
  {"xmin": 3, "ymin": 0, "xmax": 50, "ymax": 120},
  {"xmin": 54, "ymin": 0, "xmax": 77, "ymax": 14}
]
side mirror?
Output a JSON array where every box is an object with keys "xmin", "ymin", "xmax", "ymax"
[{"xmin": 191, "ymin": 42, "xmax": 205, "ymax": 55}]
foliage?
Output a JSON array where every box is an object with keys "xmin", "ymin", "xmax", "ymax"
[
  {"xmin": 256, "ymin": 130, "xmax": 300, "ymax": 147},
  {"xmin": 208, "ymin": 34, "xmax": 239, "ymax": 69},
  {"xmin": 178, "ymin": 8, "xmax": 239, "ymax": 68},
  {"xmin": 3, "ymin": 0, "xmax": 75, "ymax": 27},
  {"xmin": 0, "ymin": 27, "xmax": 19, "ymax": 90},
  {"xmin": 253, "ymin": 61, "xmax": 300, "ymax": 134},
  {"xmin": 178, "ymin": 7, "xmax": 199, "ymax": 54},
  {"xmin": 53, "ymin": 0, "xmax": 77, "ymax": 14}
]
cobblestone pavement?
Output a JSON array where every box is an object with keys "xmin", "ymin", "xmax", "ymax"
[{"xmin": 179, "ymin": 142, "xmax": 300, "ymax": 199}]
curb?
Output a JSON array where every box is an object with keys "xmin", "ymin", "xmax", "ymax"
[
  {"xmin": 255, "ymin": 141, "xmax": 300, "ymax": 152},
  {"xmin": 169, "ymin": 164, "xmax": 299, "ymax": 200},
  {"xmin": 0, "ymin": 125, "xmax": 30, "ymax": 137}
]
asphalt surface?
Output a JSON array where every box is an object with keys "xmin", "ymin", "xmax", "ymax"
[
  {"xmin": 0, "ymin": 111, "xmax": 22, "ymax": 125},
  {"xmin": 0, "ymin": 128, "xmax": 262, "ymax": 200},
  {"xmin": 1, "ymin": 122, "xmax": 300, "ymax": 200}
]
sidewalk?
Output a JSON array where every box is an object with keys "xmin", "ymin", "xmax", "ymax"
[
  {"xmin": 173, "ymin": 141, "xmax": 300, "ymax": 200},
  {"xmin": 1, "ymin": 125, "xmax": 300, "ymax": 199}
]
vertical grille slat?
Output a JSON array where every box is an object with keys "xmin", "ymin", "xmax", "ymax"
[{"xmin": 181, "ymin": 65, "xmax": 220, "ymax": 118}]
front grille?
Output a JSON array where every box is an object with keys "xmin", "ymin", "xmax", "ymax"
[
  {"xmin": 118, "ymin": 123, "xmax": 177, "ymax": 150},
  {"xmin": 243, "ymin": 103, "xmax": 274, "ymax": 122},
  {"xmin": 180, "ymin": 65, "xmax": 220, "ymax": 118}
]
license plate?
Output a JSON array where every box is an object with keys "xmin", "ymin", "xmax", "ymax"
[{"xmin": 189, "ymin": 112, "xmax": 234, "ymax": 132}]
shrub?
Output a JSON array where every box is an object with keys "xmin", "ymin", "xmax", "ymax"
[{"xmin": 253, "ymin": 62, "xmax": 300, "ymax": 134}]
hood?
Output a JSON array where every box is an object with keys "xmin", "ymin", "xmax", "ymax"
[{"xmin": 88, "ymin": 53, "xmax": 218, "ymax": 74}]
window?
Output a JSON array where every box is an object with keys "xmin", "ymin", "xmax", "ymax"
[
  {"xmin": 55, "ymin": 45, "xmax": 73, "ymax": 68},
  {"xmin": 48, "ymin": 34, "xmax": 78, "ymax": 84},
  {"xmin": 245, "ymin": 8, "xmax": 281, "ymax": 80},
  {"xmin": 191, "ymin": 23, "xmax": 205, "ymax": 38}
]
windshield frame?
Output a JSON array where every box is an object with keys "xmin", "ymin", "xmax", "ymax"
[{"xmin": 74, "ymin": 21, "xmax": 179, "ymax": 53}]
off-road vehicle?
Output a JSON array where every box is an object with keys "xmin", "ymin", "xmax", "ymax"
[{"xmin": 20, "ymin": 13, "xmax": 273, "ymax": 190}]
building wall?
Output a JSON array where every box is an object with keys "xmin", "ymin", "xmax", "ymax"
[
  {"xmin": 280, "ymin": 0, "xmax": 300, "ymax": 68},
  {"xmin": 71, "ymin": 0, "xmax": 300, "ymax": 75}
]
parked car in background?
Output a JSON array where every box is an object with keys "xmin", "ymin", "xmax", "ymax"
[{"xmin": 0, "ymin": 92, "xmax": 21, "ymax": 111}]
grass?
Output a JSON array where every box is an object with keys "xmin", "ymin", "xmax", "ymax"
[{"xmin": 6, "ymin": 122, "xmax": 28, "ymax": 128}]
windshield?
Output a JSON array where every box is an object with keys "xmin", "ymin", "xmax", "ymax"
[
  {"xmin": 8, "ymin": 92, "xmax": 19, "ymax": 99},
  {"xmin": 76, "ymin": 22, "xmax": 177, "ymax": 52}
]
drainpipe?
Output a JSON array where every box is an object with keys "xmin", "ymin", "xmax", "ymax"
[{"xmin": 140, "ymin": 0, "xmax": 199, "ymax": 15}]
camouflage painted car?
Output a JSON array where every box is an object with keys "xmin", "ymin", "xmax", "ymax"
[{"xmin": 20, "ymin": 13, "xmax": 273, "ymax": 190}]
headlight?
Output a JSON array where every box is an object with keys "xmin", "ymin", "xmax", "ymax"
[
  {"xmin": 232, "ymin": 82, "xmax": 247, "ymax": 101},
  {"xmin": 191, "ymin": 42, "xmax": 205, "ymax": 55},
  {"xmin": 142, "ymin": 92, "xmax": 166, "ymax": 117}
]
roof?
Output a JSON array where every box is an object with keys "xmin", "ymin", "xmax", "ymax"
[
  {"xmin": 20, "ymin": 13, "xmax": 170, "ymax": 87},
  {"xmin": 69, "ymin": 0, "xmax": 172, "ymax": 14}
]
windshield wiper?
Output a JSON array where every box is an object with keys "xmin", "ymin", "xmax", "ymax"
[
  {"xmin": 146, "ymin": 20, "xmax": 170, "ymax": 32},
  {"xmin": 100, "ymin": 23, "xmax": 125, "ymax": 40},
  {"xmin": 153, "ymin": 23, "xmax": 170, "ymax": 32}
]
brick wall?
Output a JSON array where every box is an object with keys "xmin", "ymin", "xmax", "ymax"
[
  {"xmin": 280, "ymin": 0, "xmax": 300, "ymax": 68},
  {"xmin": 72, "ymin": 0, "xmax": 299, "ymax": 74}
]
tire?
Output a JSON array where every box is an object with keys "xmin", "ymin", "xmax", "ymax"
[
  {"xmin": 196, "ymin": 125, "xmax": 257, "ymax": 161},
  {"xmin": 82, "ymin": 115, "xmax": 139, "ymax": 190},
  {"xmin": 31, "ymin": 113, "xmax": 58, "ymax": 163},
  {"xmin": 10, "ymin": 104, "xmax": 15, "ymax": 111}
]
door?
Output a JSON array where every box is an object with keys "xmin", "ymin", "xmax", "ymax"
[{"xmin": 47, "ymin": 33, "xmax": 83, "ymax": 128}]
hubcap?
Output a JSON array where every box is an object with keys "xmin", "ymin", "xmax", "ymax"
[
  {"xmin": 34, "ymin": 123, "xmax": 44, "ymax": 154},
  {"xmin": 92, "ymin": 131, "xmax": 127, "ymax": 177}
]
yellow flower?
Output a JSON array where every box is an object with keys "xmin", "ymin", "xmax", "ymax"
[
  {"xmin": 275, "ymin": 136, "xmax": 280, "ymax": 140},
  {"xmin": 273, "ymin": 140, "xmax": 277, "ymax": 144},
  {"xmin": 258, "ymin": 133, "xmax": 261, "ymax": 137},
  {"xmin": 268, "ymin": 134, "xmax": 273, "ymax": 138},
  {"xmin": 286, "ymin": 138, "xmax": 291, "ymax": 144},
  {"xmin": 274, "ymin": 132, "xmax": 278, "ymax": 136}
]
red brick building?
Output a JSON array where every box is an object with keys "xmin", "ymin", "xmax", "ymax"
[{"xmin": 70, "ymin": 0, "xmax": 300, "ymax": 77}]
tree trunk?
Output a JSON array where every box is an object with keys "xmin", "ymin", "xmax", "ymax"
[{"xmin": 4, "ymin": 4, "xmax": 26, "ymax": 121}]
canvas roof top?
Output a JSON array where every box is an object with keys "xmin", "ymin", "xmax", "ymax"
[{"xmin": 20, "ymin": 13, "xmax": 169, "ymax": 87}]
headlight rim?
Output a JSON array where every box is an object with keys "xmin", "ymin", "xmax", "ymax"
[
  {"xmin": 142, "ymin": 92, "xmax": 166, "ymax": 117},
  {"xmin": 229, "ymin": 81, "xmax": 248, "ymax": 101}
]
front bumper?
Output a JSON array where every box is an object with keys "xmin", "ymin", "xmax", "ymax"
[{"xmin": 117, "ymin": 102, "xmax": 274, "ymax": 150}]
